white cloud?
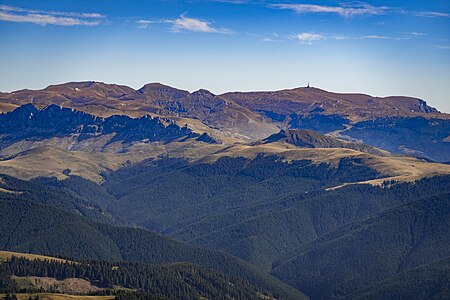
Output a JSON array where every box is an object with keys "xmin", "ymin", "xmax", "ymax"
[
  {"xmin": 414, "ymin": 11, "xmax": 450, "ymax": 18},
  {"xmin": 408, "ymin": 32, "xmax": 427, "ymax": 36},
  {"xmin": 0, "ymin": 12, "xmax": 101, "ymax": 26},
  {"xmin": 360, "ymin": 35, "xmax": 410, "ymax": 40},
  {"xmin": 362, "ymin": 35, "xmax": 390, "ymax": 39},
  {"xmin": 0, "ymin": 5, "xmax": 104, "ymax": 26},
  {"xmin": 332, "ymin": 34, "xmax": 351, "ymax": 40},
  {"xmin": 168, "ymin": 14, "xmax": 230, "ymax": 33},
  {"xmin": 247, "ymin": 32, "xmax": 282, "ymax": 42},
  {"xmin": 285, "ymin": 32, "xmax": 417, "ymax": 45},
  {"xmin": 211, "ymin": 0, "xmax": 249, "ymax": 3},
  {"xmin": 434, "ymin": 45, "xmax": 450, "ymax": 50},
  {"xmin": 136, "ymin": 20, "xmax": 155, "ymax": 29},
  {"xmin": 272, "ymin": 3, "xmax": 388, "ymax": 17},
  {"xmin": 262, "ymin": 36, "xmax": 277, "ymax": 42},
  {"xmin": 290, "ymin": 32, "xmax": 324, "ymax": 45},
  {"xmin": 134, "ymin": 14, "xmax": 230, "ymax": 33},
  {"xmin": 271, "ymin": 3, "xmax": 450, "ymax": 19}
]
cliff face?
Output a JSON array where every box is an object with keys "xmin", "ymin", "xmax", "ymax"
[{"xmin": 0, "ymin": 104, "xmax": 204, "ymax": 149}]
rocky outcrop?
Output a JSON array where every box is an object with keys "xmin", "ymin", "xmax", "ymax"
[{"xmin": 0, "ymin": 104, "xmax": 205, "ymax": 149}]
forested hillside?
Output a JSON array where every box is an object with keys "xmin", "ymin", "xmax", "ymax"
[
  {"xmin": 0, "ymin": 175, "xmax": 125, "ymax": 226},
  {"xmin": 0, "ymin": 195, "xmax": 305, "ymax": 299},
  {"xmin": 104, "ymin": 155, "xmax": 383, "ymax": 234},
  {"xmin": 350, "ymin": 257, "xmax": 450, "ymax": 300},
  {"xmin": 0, "ymin": 255, "xmax": 274, "ymax": 299},
  {"xmin": 103, "ymin": 154, "xmax": 450, "ymax": 271},
  {"xmin": 272, "ymin": 192, "xmax": 450, "ymax": 299}
]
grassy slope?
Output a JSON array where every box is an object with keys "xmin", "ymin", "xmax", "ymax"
[
  {"xmin": 0, "ymin": 251, "xmax": 69, "ymax": 264},
  {"xmin": 2, "ymin": 130, "xmax": 450, "ymax": 187},
  {"xmin": 1, "ymin": 294, "xmax": 113, "ymax": 300}
]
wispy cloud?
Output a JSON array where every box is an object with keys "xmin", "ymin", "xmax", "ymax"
[
  {"xmin": 414, "ymin": 11, "xmax": 450, "ymax": 18},
  {"xmin": 248, "ymin": 32, "xmax": 282, "ymax": 42},
  {"xmin": 290, "ymin": 32, "xmax": 324, "ymax": 45},
  {"xmin": 434, "ymin": 45, "xmax": 450, "ymax": 50},
  {"xmin": 272, "ymin": 2, "xmax": 389, "ymax": 17},
  {"xmin": 407, "ymin": 32, "xmax": 427, "ymax": 36},
  {"xmin": 360, "ymin": 35, "xmax": 410, "ymax": 40},
  {"xmin": 262, "ymin": 36, "xmax": 277, "ymax": 42},
  {"xmin": 137, "ymin": 13, "xmax": 231, "ymax": 34},
  {"xmin": 332, "ymin": 34, "xmax": 351, "ymax": 40},
  {"xmin": 271, "ymin": 2, "xmax": 450, "ymax": 19},
  {"xmin": 286, "ymin": 31, "xmax": 418, "ymax": 45},
  {"xmin": 211, "ymin": 0, "xmax": 249, "ymax": 3},
  {"xmin": 0, "ymin": 5, "xmax": 104, "ymax": 26},
  {"xmin": 136, "ymin": 20, "xmax": 155, "ymax": 29},
  {"xmin": 168, "ymin": 13, "xmax": 230, "ymax": 33}
]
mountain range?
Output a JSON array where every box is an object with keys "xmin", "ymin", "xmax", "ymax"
[
  {"xmin": 1, "ymin": 81, "xmax": 449, "ymax": 162},
  {"xmin": 0, "ymin": 81, "xmax": 449, "ymax": 299}
]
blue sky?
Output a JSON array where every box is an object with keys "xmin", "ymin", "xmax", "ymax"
[{"xmin": 1, "ymin": 0, "xmax": 449, "ymax": 112}]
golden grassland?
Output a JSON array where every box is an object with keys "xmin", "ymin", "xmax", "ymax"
[
  {"xmin": 0, "ymin": 141, "xmax": 226, "ymax": 183},
  {"xmin": 0, "ymin": 102, "xmax": 19, "ymax": 114},
  {"xmin": 0, "ymin": 146, "xmax": 134, "ymax": 183},
  {"xmin": 0, "ymin": 252, "xmax": 115, "ymax": 298},
  {"xmin": 0, "ymin": 138, "xmax": 449, "ymax": 188},
  {"xmin": 0, "ymin": 294, "xmax": 114, "ymax": 300},
  {"xmin": 0, "ymin": 251, "xmax": 71, "ymax": 264},
  {"xmin": 12, "ymin": 277, "xmax": 101, "ymax": 295}
]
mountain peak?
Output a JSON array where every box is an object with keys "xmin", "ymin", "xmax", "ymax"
[
  {"xmin": 191, "ymin": 89, "xmax": 216, "ymax": 98},
  {"xmin": 44, "ymin": 81, "xmax": 136, "ymax": 97},
  {"xmin": 263, "ymin": 129, "xmax": 389, "ymax": 156},
  {"xmin": 138, "ymin": 83, "xmax": 187, "ymax": 94},
  {"xmin": 263, "ymin": 129, "xmax": 340, "ymax": 148},
  {"xmin": 45, "ymin": 81, "xmax": 103, "ymax": 90},
  {"xmin": 9, "ymin": 103, "xmax": 38, "ymax": 116}
]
